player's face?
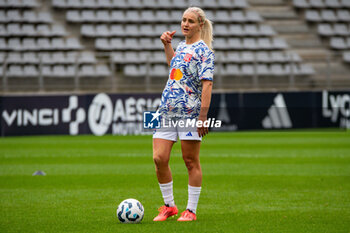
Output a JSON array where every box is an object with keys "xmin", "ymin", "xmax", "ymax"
[{"xmin": 181, "ymin": 11, "xmax": 202, "ymax": 38}]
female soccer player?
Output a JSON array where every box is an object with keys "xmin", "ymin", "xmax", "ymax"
[{"xmin": 152, "ymin": 7, "xmax": 214, "ymax": 222}]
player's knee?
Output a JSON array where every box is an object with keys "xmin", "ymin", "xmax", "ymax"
[
  {"xmin": 182, "ymin": 155, "xmax": 198, "ymax": 171},
  {"xmin": 153, "ymin": 154, "xmax": 169, "ymax": 169}
]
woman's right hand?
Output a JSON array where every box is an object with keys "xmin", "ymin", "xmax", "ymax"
[{"xmin": 160, "ymin": 31, "xmax": 176, "ymax": 46}]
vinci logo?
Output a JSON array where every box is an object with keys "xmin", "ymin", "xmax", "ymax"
[{"xmin": 62, "ymin": 96, "xmax": 86, "ymax": 135}]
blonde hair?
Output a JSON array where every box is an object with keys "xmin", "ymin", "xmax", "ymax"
[{"xmin": 184, "ymin": 7, "xmax": 214, "ymax": 51}]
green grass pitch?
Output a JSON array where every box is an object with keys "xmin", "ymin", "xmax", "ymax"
[{"xmin": 0, "ymin": 131, "xmax": 349, "ymax": 233}]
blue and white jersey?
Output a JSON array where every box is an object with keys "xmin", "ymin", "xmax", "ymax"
[{"xmin": 158, "ymin": 40, "xmax": 215, "ymax": 119}]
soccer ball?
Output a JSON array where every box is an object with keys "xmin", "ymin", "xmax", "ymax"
[{"xmin": 117, "ymin": 198, "xmax": 144, "ymax": 223}]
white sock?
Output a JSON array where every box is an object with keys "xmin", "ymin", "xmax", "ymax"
[
  {"xmin": 159, "ymin": 181, "xmax": 175, "ymax": 207},
  {"xmin": 186, "ymin": 185, "xmax": 202, "ymax": 214}
]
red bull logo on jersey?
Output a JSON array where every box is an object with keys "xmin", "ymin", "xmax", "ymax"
[
  {"xmin": 183, "ymin": 53, "xmax": 193, "ymax": 62},
  {"xmin": 170, "ymin": 68, "xmax": 183, "ymax": 81}
]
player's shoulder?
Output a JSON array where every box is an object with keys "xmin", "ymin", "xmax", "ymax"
[{"xmin": 194, "ymin": 41, "xmax": 215, "ymax": 58}]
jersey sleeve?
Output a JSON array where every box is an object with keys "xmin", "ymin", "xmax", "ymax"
[{"xmin": 196, "ymin": 48, "xmax": 215, "ymax": 81}]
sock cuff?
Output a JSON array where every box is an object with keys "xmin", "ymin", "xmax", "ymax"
[
  {"xmin": 188, "ymin": 185, "xmax": 202, "ymax": 192},
  {"xmin": 159, "ymin": 181, "xmax": 173, "ymax": 188}
]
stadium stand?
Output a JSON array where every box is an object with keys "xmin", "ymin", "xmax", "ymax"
[{"xmin": 0, "ymin": 0, "xmax": 349, "ymax": 92}]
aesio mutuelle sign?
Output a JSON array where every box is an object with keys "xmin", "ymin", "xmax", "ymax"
[{"xmin": 1, "ymin": 93, "xmax": 161, "ymax": 136}]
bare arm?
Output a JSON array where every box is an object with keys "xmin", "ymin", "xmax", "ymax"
[
  {"xmin": 197, "ymin": 80, "xmax": 213, "ymax": 137},
  {"xmin": 160, "ymin": 31, "xmax": 176, "ymax": 66}
]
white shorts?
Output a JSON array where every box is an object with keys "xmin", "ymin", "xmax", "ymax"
[{"xmin": 152, "ymin": 119, "xmax": 202, "ymax": 142}]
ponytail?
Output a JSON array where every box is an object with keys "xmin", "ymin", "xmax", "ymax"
[
  {"xmin": 184, "ymin": 7, "xmax": 214, "ymax": 51},
  {"xmin": 201, "ymin": 18, "xmax": 213, "ymax": 51}
]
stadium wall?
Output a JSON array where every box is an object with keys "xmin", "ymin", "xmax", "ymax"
[{"xmin": 0, "ymin": 90, "xmax": 349, "ymax": 137}]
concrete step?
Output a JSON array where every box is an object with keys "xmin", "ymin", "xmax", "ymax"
[
  {"xmin": 247, "ymin": 0, "xmax": 285, "ymax": 6},
  {"xmin": 280, "ymin": 34, "xmax": 323, "ymax": 48},
  {"xmin": 250, "ymin": 6, "xmax": 298, "ymax": 19}
]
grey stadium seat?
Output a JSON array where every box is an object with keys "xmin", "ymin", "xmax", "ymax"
[
  {"xmin": 81, "ymin": 24, "xmax": 95, "ymax": 37},
  {"xmin": 223, "ymin": 64, "xmax": 240, "ymax": 76},
  {"xmin": 257, "ymin": 64, "xmax": 270, "ymax": 75},
  {"xmin": 330, "ymin": 37, "xmax": 348, "ymax": 49},
  {"xmin": 7, "ymin": 65, "xmax": 23, "ymax": 77},
  {"xmin": 271, "ymin": 64, "xmax": 286, "ymax": 76},
  {"xmin": 337, "ymin": 10, "xmax": 350, "ymax": 22},
  {"xmin": 246, "ymin": 11, "xmax": 262, "ymax": 22},
  {"xmin": 124, "ymin": 64, "xmax": 146, "ymax": 77},
  {"xmin": 24, "ymin": 65, "xmax": 38, "ymax": 77},
  {"xmin": 341, "ymin": 0, "xmax": 350, "ymax": 7},
  {"xmin": 110, "ymin": 24, "xmax": 124, "ymax": 36},
  {"xmin": 229, "ymin": 24, "xmax": 244, "ymax": 36},
  {"xmin": 241, "ymin": 64, "xmax": 255, "ymax": 75},
  {"xmin": 321, "ymin": 10, "xmax": 337, "ymax": 22},
  {"xmin": 96, "ymin": 38, "xmax": 111, "ymax": 50},
  {"xmin": 243, "ymin": 38, "xmax": 257, "ymax": 50},
  {"xmin": 7, "ymin": 52, "xmax": 22, "ymax": 63},
  {"xmin": 244, "ymin": 24, "xmax": 259, "ymax": 36},
  {"xmin": 310, "ymin": 0, "xmax": 325, "ymax": 8},
  {"xmin": 96, "ymin": 10, "xmax": 110, "ymax": 22},
  {"xmin": 226, "ymin": 51, "xmax": 240, "ymax": 63},
  {"xmin": 306, "ymin": 10, "xmax": 322, "ymax": 22},
  {"xmin": 150, "ymin": 64, "xmax": 168, "ymax": 78},
  {"xmin": 67, "ymin": 11, "xmax": 80, "ymax": 22},
  {"xmin": 111, "ymin": 10, "xmax": 125, "ymax": 22},
  {"xmin": 343, "ymin": 51, "xmax": 350, "ymax": 63},
  {"xmin": 241, "ymin": 51, "xmax": 254, "ymax": 62},
  {"xmin": 318, "ymin": 23, "xmax": 334, "ymax": 36},
  {"xmin": 96, "ymin": 64, "xmax": 110, "ymax": 76},
  {"xmin": 256, "ymin": 51, "xmax": 270, "ymax": 63},
  {"xmin": 334, "ymin": 24, "xmax": 349, "ymax": 35},
  {"xmin": 325, "ymin": 0, "xmax": 341, "ymax": 8},
  {"xmin": 96, "ymin": 24, "xmax": 110, "ymax": 37},
  {"xmin": 293, "ymin": 0, "xmax": 309, "ymax": 8},
  {"xmin": 79, "ymin": 51, "xmax": 96, "ymax": 63}
]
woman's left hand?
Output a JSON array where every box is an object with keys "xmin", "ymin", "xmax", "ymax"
[{"xmin": 197, "ymin": 115, "xmax": 209, "ymax": 137}]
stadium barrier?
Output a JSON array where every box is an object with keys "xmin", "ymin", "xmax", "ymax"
[{"xmin": 0, "ymin": 90, "xmax": 349, "ymax": 136}]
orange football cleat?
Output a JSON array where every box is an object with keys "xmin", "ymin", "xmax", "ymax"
[
  {"xmin": 177, "ymin": 209, "xmax": 197, "ymax": 221},
  {"xmin": 153, "ymin": 205, "xmax": 178, "ymax": 221}
]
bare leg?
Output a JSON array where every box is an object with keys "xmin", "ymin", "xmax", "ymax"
[
  {"xmin": 181, "ymin": 140, "xmax": 202, "ymax": 187},
  {"xmin": 153, "ymin": 138, "xmax": 175, "ymax": 184}
]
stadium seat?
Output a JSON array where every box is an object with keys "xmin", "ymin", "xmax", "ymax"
[
  {"xmin": 293, "ymin": 0, "xmax": 309, "ymax": 8},
  {"xmin": 337, "ymin": 10, "xmax": 350, "ymax": 22},
  {"xmin": 343, "ymin": 51, "xmax": 350, "ymax": 62},
  {"xmin": 325, "ymin": 0, "xmax": 341, "ymax": 8},
  {"xmin": 110, "ymin": 24, "xmax": 124, "ymax": 36},
  {"xmin": 124, "ymin": 64, "xmax": 146, "ymax": 77},
  {"xmin": 341, "ymin": 0, "xmax": 350, "ymax": 8},
  {"xmin": 241, "ymin": 51, "xmax": 254, "ymax": 62},
  {"xmin": 334, "ymin": 24, "xmax": 349, "ymax": 35},
  {"xmin": 306, "ymin": 10, "xmax": 322, "ymax": 22},
  {"xmin": 7, "ymin": 52, "xmax": 21, "ymax": 63},
  {"xmin": 241, "ymin": 64, "xmax": 255, "ymax": 76},
  {"xmin": 256, "ymin": 51, "xmax": 270, "ymax": 63},
  {"xmin": 310, "ymin": 0, "xmax": 325, "ymax": 8},
  {"xmin": 23, "ymin": 65, "xmax": 38, "ymax": 77},
  {"xmin": 330, "ymin": 37, "xmax": 348, "ymax": 49},
  {"xmin": 150, "ymin": 64, "xmax": 168, "ymax": 77},
  {"xmin": 318, "ymin": 23, "xmax": 334, "ymax": 36},
  {"xmin": 79, "ymin": 51, "xmax": 96, "ymax": 63},
  {"xmin": 7, "ymin": 64, "xmax": 23, "ymax": 77},
  {"xmin": 96, "ymin": 24, "xmax": 110, "ymax": 37},
  {"xmin": 257, "ymin": 64, "xmax": 270, "ymax": 75},
  {"xmin": 321, "ymin": 10, "xmax": 337, "ymax": 22},
  {"xmin": 271, "ymin": 64, "xmax": 286, "ymax": 76},
  {"xmin": 23, "ymin": 52, "xmax": 39, "ymax": 63},
  {"xmin": 223, "ymin": 64, "xmax": 240, "ymax": 76}
]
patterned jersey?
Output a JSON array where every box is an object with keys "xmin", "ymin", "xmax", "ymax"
[{"xmin": 158, "ymin": 40, "xmax": 215, "ymax": 119}]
